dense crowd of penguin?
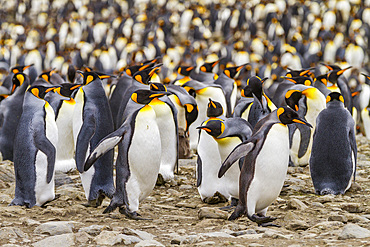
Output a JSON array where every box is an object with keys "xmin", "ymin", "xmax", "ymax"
[{"xmin": 1, "ymin": 0, "xmax": 369, "ymax": 225}]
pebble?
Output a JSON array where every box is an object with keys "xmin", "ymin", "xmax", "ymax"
[
  {"xmin": 179, "ymin": 185, "xmax": 192, "ymax": 190},
  {"xmin": 198, "ymin": 207, "xmax": 228, "ymax": 220},
  {"xmin": 78, "ymin": 224, "xmax": 111, "ymax": 236},
  {"xmin": 287, "ymin": 198, "xmax": 308, "ymax": 210},
  {"xmin": 263, "ymin": 230, "xmax": 292, "ymax": 239},
  {"xmin": 340, "ymin": 203, "xmax": 364, "ymax": 213},
  {"xmin": 310, "ymin": 221, "xmax": 344, "ymax": 231},
  {"xmin": 74, "ymin": 231, "xmax": 92, "ymax": 244},
  {"xmin": 200, "ymin": 231, "xmax": 234, "ymax": 238},
  {"xmin": 33, "ymin": 221, "xmax": 74, "ymax": 236},
  {"xmin": 170, "ymin": 234, "xmax": 202, "ymax": 245},
  {"xmin": 135, "ymin": 239, "xmax": 165, "ymax": 247},
  {"xmin": 94, "ymin": 230, "xmax": 122, "ymax": 245},
  {"xmin": 128, "ymin": 228, "xmax": 156, "ymax": 240},
  {"xmin": 328, "ymin": 214, "xmax": 348, "ymax": 223},
  {"xmin": 338, "ymin": 224, "xmax": 370, "ymax": 240},
  {"xmin": 32, "ymin": 233, "xmax": 74, "ymax": 247},
  {"xmin": 0, "ymin": 227, "xmax": 27, "ymax": 239},
  {"xmin": 230, "ymin": 229, "xmax": 257, "ymax": 237},
  {"xmin": 195, "ymin": 241, "xmax": 216, "ymax": 246},
  {"xmin": 286, "ymin": 220, "xmax": 309, "ymax": 231}
]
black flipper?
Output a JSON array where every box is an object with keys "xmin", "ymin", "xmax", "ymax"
[
  {"xmin": 75, "ymin": 112, "xmax": 96, "ymax": 173},
  {"xmin": 297, "ymin": 123, "xmax": 311, "ymax": 158},
  {"xmin": 196, "ymin": 156, "xmax": 202, "ymax": 187},
  {"xmin": 219, "ymin": 142, "xmax": 254, "ymax": 178}
]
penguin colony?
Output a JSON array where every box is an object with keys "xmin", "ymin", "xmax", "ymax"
[{"xmin": 0, "ymin": 0, "xmax": 369, "ymax": 225}]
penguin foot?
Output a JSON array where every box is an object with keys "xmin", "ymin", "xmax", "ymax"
[
  {"xmin": 249, "ymin": 214, "xmax": 277, "ymax": 226},
  {"xmin": 219, "ymin": 205, "xmax": 235, "ymax": 212},
  {"xmin": 156, "ymin": 174, "xmax": 165, "ymax": 186},
  {"xmin": 219, "ymin": 198, "xmax": 239, "ymax": 212},
  {"xmin": 119, "ymin": 208, "xmax": 152, "ymax": 221},
  {"xmin": 204, "ymin": 192, "xmax": 227, "ymax": 204},
  {"xmin": 103, "ymin": 205, "xmax": 117, "ymax": 214},
  {"xmin": 83, "ymin": 194, "xmax": 106, "ymax": 208}
]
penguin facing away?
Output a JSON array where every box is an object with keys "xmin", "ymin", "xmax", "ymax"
[
  {"xmin": 219, "ymin": 106, "xmax": 312, "ymax": 225},
  {"xmin": 0, "ymin": 73, "xmax": 30, "ymax": 161},
  {"xmin": 310, "ymin": 92, "xmax": 357, "ymax": 195},
  {"xmin": 73, "ymin": 71, "xmax": 115, "ymax": 206},
  {"xmin": 85, "ymin": 89, "xmax": 171, "ymax": 219},
  {"xmin": 10, "ymin": 85, "xmax": 58, "ymax": 208}
]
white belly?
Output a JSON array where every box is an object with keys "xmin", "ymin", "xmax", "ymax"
[
  {"xmin": 126, "ymin": 108, "xmax": 161, "ymax": 212},
  {"xmin": 361, "ymin": 108, "xmax": 370, "ymax": 140},
  {"xmin": 197, "ymin": 129, "xmax": 222, "ymax": 200},
  {"xmin": 247, "ymin": 124, "xmax": 289, "ymax": 214},
  {"xmin": 216, "ymin": 136, "xmax": 241, "ymax": 200},
  {"xmin": 73, "ymin": 88, "xmax": 84, "ymax": 147},
  {"xmin": 55, "ymin": 101, "xmax": 76, "ymax": 172},
  {"xmin": 150, "ymin": 101, "xmax": 177, "ymax": 181}
]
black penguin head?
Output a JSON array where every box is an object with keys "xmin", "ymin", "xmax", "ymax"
[
  {"xmin": 39, "ymin": 68, "xmax": 56, "ymax": 83},
  {"xmin": 177, "ymin": 66, "xmax": 195, "ymax": 76},
  {"xmin": 283, "ymin": 76, "xmax": 313, "ymax": 86},
  {"xmin": 321, "ymin": 63, "xmax": 341, "ymax": 71},
  {"xmin": 285, "ymin": 90, "xmax": 303, "ymax": 112},
  {"xmin": 328, "ymin": 66, "xmax": 352, "ymax": 84},
  {"xmin": 11, "ymin": 64, "xmax": 33, "ymax": 74},
  {"xmin": 199, "ymin": 60, "xmax": 219, "ymax": 73},
  {"xmin": 315, "ymin": 74, "xmax": 328, "ymax": 86},
  {"xmin": 326, "ymin": 92, "xmax": 344, "ymax": 104},
  {"xmin": 150, "ymin": 83, "xmax": 167, "ymax": 92},
  {"xmin": 28, "ymin": 85, "xmax": 56, "ymax": 99},
  {"xmin": 126, "ymin": 62, "xmax": 155, "ymax": 77},
  {"xmin": 11, "ymin": 73, "xmax": 27, "ymax": 93},
  {"xmin": 223, "ymin": 64, "xmax": 247, "ymax": 79},
  {"xmin": 184, "ymin": 103, "xmax": 198, "ymax": 132},
  {"xmin": 141, "ymin": 56, "xmax": 161, "ymax": 65},
  {"xmin": 133, "ymin": 65, "xmax": 162, "ymax": 85},
  {"xmin": 276, "ymin": 106, "xmax": 312, "ymax": 127},
  {"xmin": 285, "ymin": 68, "xmax": 314, "ymax": 78},
  {"xmin": 77, "ymin": 71, "xmax": 100, "ymax": 85},
  {"xmin": 131, "ymin": 89, "xmax": 170, "ymax": 105},
  {"xmin": 246, "ymin": 76, "xmax": 266, "ymax": 101},
  {"xmin": 196, "ymin": 119, "xmax": 225, "ymax": 138},
  {"xmin": 54, "ymin": 83, "xmax": 82, "ymax": 98},
  {"xmin": 241, "ymin": 85, "xmax": 253, "ymax": 98},
  {"xmin": 207, "ymin": 98, "xmax": 223, "ymax": 117}
]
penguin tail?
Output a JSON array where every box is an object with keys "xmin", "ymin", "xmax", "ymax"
[{"xmin": 218, "ymin": 142, "xmax": 254, "ymax": 178}]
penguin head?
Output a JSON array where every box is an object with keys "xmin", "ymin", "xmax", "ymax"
[
  {"xmin": 207, "ymin": 98, "xmax": 223, "ymax": 117},
  {"xmin": 246, "ymin": 76, "xmax": 266, "ymax": 102},
  {"xmin": 361, "ymin": 73, "xmax": 370, "ymax": 85},
  {"xmin": 282, "ymin": 76, "xmax": 313, "ymax": 86},
  {"xmin": 131, "ymin": 89, "xmax": 171, "ymax": 105},
  {"xmin": 196, "ymin": 119, "xmax": 225, "ymax": 138},
  {"xmin": 133, "ymin": 65, "xmax": 162, "ymax": 85},
  {"xmin": 39, "ymin": 69, "xmax": 57, "ymax": 83},
  {"xmin": 150, "ymin": 82, "xmax": 167, "ymax": 92},
  {"xmin": 11, "ymin": 64, "xmax": 33, "ymax": 74},
  {"xmin": 326, "ymin": 92, "xmax": 344, "ymax": 104},
  {"xmin": 285, "ymin": 90, "xmax": 302, "ymax": 112},
  {"xmin": 328, "ymin": 66, "xmax": 352, "ymax": 84},
  {"xmin": 315, "ymin": 74, "xmax": 328, "ymax": 86},
  {"xmin": 177, "ymin": 66, "xmax": 195, "ymax": 76},
  {"xmin": 11, "ymin": 73, "xmax": 27, "ymax": 93},
  {"xmin": 77, "ymin": 71, "xmax": 111, "ymax": 85},
  {"xmin": 184, "ymin": 103, "xmax": 198, "ymax": 132},
  {"xmin": 241, "ymin": 85, "xmax": 253, "ymax": 98},
  {"xmin": 276, "ymin": 106, "xmax": 312, "ymax": 127},
  {"xmin": 199, "ymin": 60, "xmax": 219, "ymax": 73},
  {"xmin": 28, "ymin": 85, "xmax": 56, "ymax": 99},
  {"xmin": 125, "ymin": 62, "xmax": 155, "ymax": 77},
  {"xmin": 54, "ymin": 83, "xmax": 82, "ymax": 98},
  {"xmin": 285, "ymin": 68, "xmax": 313, "ymax": 78},
  {"xmin": 321, "ymin": 63, "xmax": 341, "ymax": 71},
  {"xmin": 223, "ymin": 64, "xmax": 247, "ymax": 79}
]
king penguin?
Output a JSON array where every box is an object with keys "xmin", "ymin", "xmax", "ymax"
[
  {"xmin": 10, "ymin": 85, "xmax": 58, "ymax": 208},
  {"xmin": 219, "ymin": 106, "xmax": 312, "ymax": 225},
  {"xmin": 84, "ymin": 89, "xmax": 170, "ymax": 219},
  {"xmin": 52, "ymin": 83, "xmax": 82, "ymax": 172},
  {"xmin": 0, "ymin": 73, "xmax": 30, "ymax": 161},
  {"xmin": 310, "ymin": 92, "xmax": 357, "ymax": 195},
  {"xmin": 197, "ymin": 117, "xmax": 252, "ymax": 208},
  {"xmin": 73, "ymin": 71, "xmax": 115, "ymax": 206}
]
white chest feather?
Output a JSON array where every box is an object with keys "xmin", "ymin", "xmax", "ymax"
[
  {"xmin": 248, "ymin": 124, "xmax": 289, "ymax": 212},
  {"xmin": 73, "ymin": 88, "xmax": 84, "ymax": 146}
]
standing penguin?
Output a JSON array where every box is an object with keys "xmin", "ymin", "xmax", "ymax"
[
  {"xmin": 310, "ymin": 92, "xmax": 357, "ymax": 195},
  {"xmin": 10, "ymin": 85, "xmax": 58, "ymax": 208},
  {"xmin": 85, "ymin": 90, "xmax": 170, "ymax": 219},
  {"xmin": 219, "ymin": 107, "xmax": 312, "ymax": 225},
  {"xmin": 73, "ymin": 71, "xmax": 115, "ymax": 206},
  {"xmin": 0, "ymin": 73, "xmax": 30, "ymax": 161},
  {"xmin": 197, "ymin": 117, "xmax": 252, "ymax": 208},
  {"xmin": 52, "ymin": 83, "xmax": 82, "ymax": 172}
]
